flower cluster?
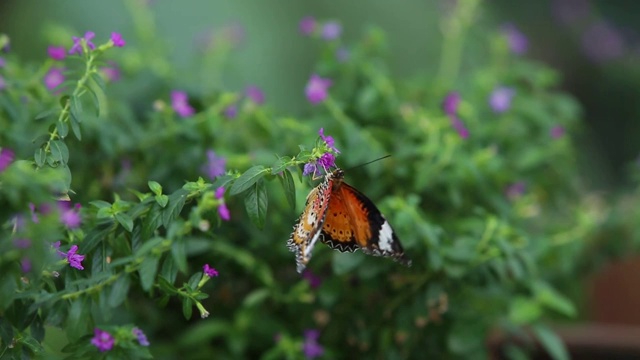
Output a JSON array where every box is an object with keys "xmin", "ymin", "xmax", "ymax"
[
  {"xmin": 302, "ymin": 128, "xmax": 340, "ymax": 177},
  {"xmin": 54, "ymin": 242, "xmax": 85, "ymax": 270},
  {"xmin": 302, "ymin": 329, "xmax": 324, "ymax": 359},
  {"xmin": 90, "ymin": 327, "xmax": 149, "ymax": 352}
]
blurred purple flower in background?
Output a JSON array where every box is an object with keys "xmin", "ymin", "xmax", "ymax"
[
  {"xmin": 303, "ymin": 329, "xmax": 324, "ymax": 359},
  {"xmin": 0, "ymin": 75, "xmax": 5, "ymax": 91},
  {"xmin": 69, "ymin": 31, "xmax": 95, "ymax": 55},
  {"xmin": 488, "ymin": 86, "xmax": 516, "ymax": 113},
  {"xmin": 299, "ymin": 16, "xmax": 317, "ymax": 36},
  {"xmin": 223, "ymin": 104, "xmax": 238, "ymax": 119},
  {"xmin": 336, "ymin": 47, "xmax": 350, "ymax": 62},
  {"xmin": 133, "ymin": 327, "xmax": 150, "ymax": 346},
  {"xmin": 305, "ymin": 74, "xmax": 332, "ymax": 104},
  {"xmin": 101, "ymin": 61, "xmax": 121, "ymax": 82},
  {"xmin": 302, "ymin": 269, "xmax": 322, "ymax": 289},
  {"xmin": 48, "ymin": 46, "xmax": 66, "ymax": 61},
  {"xmin": 59, "ymin": 202, "xmax": 82, "ymax": 229},
  {"xmin": 551, "ymin": 0, "xmax": 591, "ymax": 25},
  {"xmin": 0, "ymin": 58, "xmax": 4, "ymax": 67},
  {"xmin": 44, "ymin": 67, "xmax": 65, "ymax": 91},
  {"xmin": 506, "ymin": 181, "xmax": 527, "ymax": 200},
  {"xmin": 91, "ymin": 328, "xmax": 114, "ymax": 352},
  {"xmin": 321, "ymin": 21, "xmax": 342, "ymax": 40},
  {"xmin": 443, "ymin": 92, "xmax": 469, "ymax": 139},
  {"xmin": 203, "ymin": 150, "xmax": 226, "ymax": 179},
  {"xmin": 21, "ymin": 258, "xmax": 31, "ymax": 273},
  {"xmin": 501, "ymin": 23, "xmax": 528, "ymax": 55},
  {"xmin": 581, "ymin": 21, "xmax": 625, "ymax": 62},
  {"xmin": 550, "ymin": 125, "xmax": 566, "ymax": 139},
  {"xmin": 0, "ymin": 148, "xmax": 14, "ymax": 172},
  {"xmin": 110, "ymin": 32, "xmax": 126, "ymax": 47},
  {"xmin": 245, "ymin": 85, "xmax": 265, "ymax": 105},
  {"xmin": 171, "ymin": 90, "xmax": 195, "ymax": 118}
]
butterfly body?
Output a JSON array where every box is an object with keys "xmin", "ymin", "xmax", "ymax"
[{"xmin": 287, "ymin": 168, "xmax": 411, "ymax": 273}]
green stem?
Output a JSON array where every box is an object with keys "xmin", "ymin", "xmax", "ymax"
[{"xmin": 435, "ymin": 0, "xmax": 481, "ymax": 89}]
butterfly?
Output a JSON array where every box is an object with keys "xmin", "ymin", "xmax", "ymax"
[{"xmin": 287, "ymin": 167, "xmax": 411, "ymax": 273}]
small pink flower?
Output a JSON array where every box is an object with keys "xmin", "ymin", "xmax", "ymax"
[
  {"xmin": 48, "ymin": 46, "xmax": 66, "ymax": 61},
  {"xmin": 218, "ymin": 203, "xmax": 230, "ymax": 221},
  {"xmin": 69, "ymin": 31, "xmax": 96, "ymax": 55},
  {"xmin": 170, "ymin": 90, "xmax": 195, "ymax": 118},
  {"xmin": 44, "ymin": 67, "xmax": 65, "ymax": 91},
  {"xmin": 91, "ymin": 328, "xmax": 114, "ymax": 352},
  {"xmin": 203, "ymin": 264, "xmax": 219, "ymax": 277},
  {"xmin": 0, "ymin": 148, "xmax": 14, "ymax": 172},
  {"xmin": 550, "ymin": 125, "xmax": 565, "ymax": 139},
  {"xmin": 110, "ymin": 32, "xmax": 126, "ymax": 47},
  {"xmin": 305, "ymin": 74, "xmax": 332, "ymax": 105},
  {"xmin": 299, "ymin": 16, "xmax": 317, "ymax": 35}
]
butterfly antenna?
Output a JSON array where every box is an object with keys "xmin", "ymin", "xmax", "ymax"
[{"xmin": 345, "ymin": 155, "xmax": 392, "ymax": 171}]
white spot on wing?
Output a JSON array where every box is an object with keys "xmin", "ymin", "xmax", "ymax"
[
  {"xmin": 303, "ymin": 229, "xmax": 323, "ymax": 258},
  {"xmin": 378, "ymin": 221, "xmax": 394, "ymax": 252}
]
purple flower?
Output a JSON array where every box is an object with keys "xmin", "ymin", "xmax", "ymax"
[
  {"xmin": 44, "ymin": 67, "xmax": 65, "ymax": 91},
  {"xmin": 303, "ymin": 162, "xmax": 317, "ymax": 177},
  {"xmin": 14, "ymin": 238, "xmax": 31, "ymax": 249},
  {"xmin": 552, "ymin": 0, "xmax": 590, "ymax": 25},
  {"xmin": 318, "ymin": 152, "xmax": 336, "ymax": 170},
  {"xmin": 110, "ymin": 32, "xmax": 126, "ymax": 47},
  {"xmin": 321, "ymin": 21, "xmax": 342, "ymax": 40},
  {"xmin": 443, "ymin": 92, "xmax": 469, "ymax": 139},
  {"xmin": 302, "ymin": 329, "xmax": 324, "ymax": 359},
  {"xmin": 101, "ymin": 62, "xmax": 121, "ymax": 82},
  {"xmin": 203, "ymin": 264, "xmax": 219, "ymax": 277},
  {"xmin": 171, "ymin": 90, "xmax": 195, "ymax": 118},
  {"xmin": 488, "ymin": 86, "xmax": 516, "ymax": 113},
  {"xmin": 66, "ymin": 245, "xmax": 85, "ymax": 270},
  {"xmin": 318, "ymin": 128, "xmax": 340, "ymax": 153},
  {"xmin": 0, "ymin": 57, "xmax": 5, "ymax": 67},
  {"xmin": 581, "ymin": 22, "xmax": 625, "ymax": 63},
  {"xmin": 245, "ymin": 85, "xmax": 265, "ymax": 105},
  {"xmin": 302, "ymin": 269, "xmax": 322, "ymax": 289},
  {"xmin": 0, "ymin": 148, "xmax": 14, "ymax": 172},
  {"xmin": 132, "ymin": 327, "xmax": 149, "ymax": 346},
  {"xmin": 506, "ymin": 181, "xmax": 527, "ymax": 200},
  {"xmin": 29, "ymin": 203, "xmax": 39, "ymax": 223},
  {"xmin": 305, "ymin": 74, "xmax": 332, "ymax": 105},
  {"xmin": 0, "ymin": 75, "xmax": 5, "ymax": 91},
  {"xmin": 336, "ymin": 47, "xmax": 350, "ymax": 62},
  {"xmin": 501, "ymin": 23, "xmax": 528, "ymax": 55},
  {"xmin": 550, "ymin": 125, "xmax": 565, "ymax": 139},
  {"xmin": 218, "ymin": 203, "xmax": 231, "ymax": 221},
  {"xmin": 91, "ymin": 328, "xmax": 114, "ymax": 352},
  {"xmin": 21, "ymin": 258, "xmax": 31, "ymax": 273},
  {"xmin": 69, "ymin": 31, "xmax": 96, "ymax": 55},
  {"xmin": 223, "ymin": 104, "xmax": 238, "ymax": 119},
  {"xmin": 48, "ymin": 46, "xmax": 66, "ymax": 61},
  {"xmin": 215, "ymin": 186, "xmax": 225, "ymax": 199},
  {"xmin": 203, "ymin": 150, "xmax": 226, "ymax": 179},
  {"xmin": 299, "ymin": 16, "xmax": 317, "ymax": 36},
  {"xmin": 59, "ymin": 202, "xmax": 82, "ymax": 229}
]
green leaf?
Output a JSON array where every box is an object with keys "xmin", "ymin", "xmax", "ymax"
[
  {"xmin": 70, "ymin": 96, "xmax": 83, "ymax": 123},
  {"xmin": 148, "ymin": 181, "xmax": 163, "ymax": 196},
  {"xmin": 160, "ymin": 256, "xmax": 179, "ymax": 283},
  {"xmin": 139, "ymin": 255, "xmax": 160, "ymax": 291},
  {"xmin": 332, "ymin": 252, "xmax": 365, "ymax": 275},
  {"xmin": 533, "ymin": 281, "xmax": 576, "ymax": 317},
  {"xmin": 85, "ymin": 85, "xmax": 101, "ymax": 116},
  {"xmin": 509, "ymin": 296, "xmax": 542, "ymax": 325},
  {"xmin": 79, "ymin": 220, "xmax": 114, "ymax": 254},
  {"xmin": 90, "ymin": 72, "xmax": 106, "ymax": 93},
  {"xmin": 115, "ymin": 212, "xmax": 134, "ymax": 232},
  {"xmin": 157, "ymin": 276, "xmax": 178, "ymax": 294},
  {"xmin": 229, "ymin": 165, "xmax": 267, "ymax": 195},
  {"xmin": 243, "ymin": 288, "xmax": 270, "ymax": 307},
  {"xmin": 278, "ymin": 169, "xmax": 296, "ymax": 210},
  {"xmin": 90, "ymin": 200, "xmax": 112, "ymax": 209},
  {"xmin": 155, "ymin": 194, "xmax": 169, "ymax": 208},
  {"xmin": 56, "ymin": 120, "xmax": 69, "ymax": 138},
  {"xmin": 270, "ymin": 156, "xmax": 291, "ymax": 175},
  {"xmin": 70, "ymin": 114, "xmax": 82, "ymax": 140},
  {"xmin": 141, "ymin": 204, "xmax": 163, "ymax": 241},
  {"xmin": 34, "ymin": 108, "xmax": 57, "ymax": 120},
  {"xmin": 108, "ymin": 275, "xmax": 130, "ymax": 307},
  {"xmin": 182, "ymin": 297, "xmax": 193, "ymax": 320},
  {"xmin": 244, "ymin": 180, "xmax": 268, "ymax": 229},
  {"xmin": 50, "ymin": 140, "xmax": 69, "ymax": 165},
  {"xmin": 531, "ymin": 324, "xmax": 569, "ymax": 360},
  {"xmin": 162, "ymin": 189, "xmax": 188, "ymax": 227},
  {"xmin": 171, "ymin": 238, "xmax": 187, "ymax": 274},
  {"xmin": 34, "ymin": 147, "xmax": 46, "ymax": 167}
]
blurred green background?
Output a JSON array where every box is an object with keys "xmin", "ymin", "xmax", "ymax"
[{"xmin": 2, "ymin": 0, "xmax": 638, "ymax": 190}]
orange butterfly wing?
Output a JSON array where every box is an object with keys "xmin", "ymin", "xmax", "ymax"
[{"xmin": 321, "ymin": 171, "xmax": 411, "ymax": 266}]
